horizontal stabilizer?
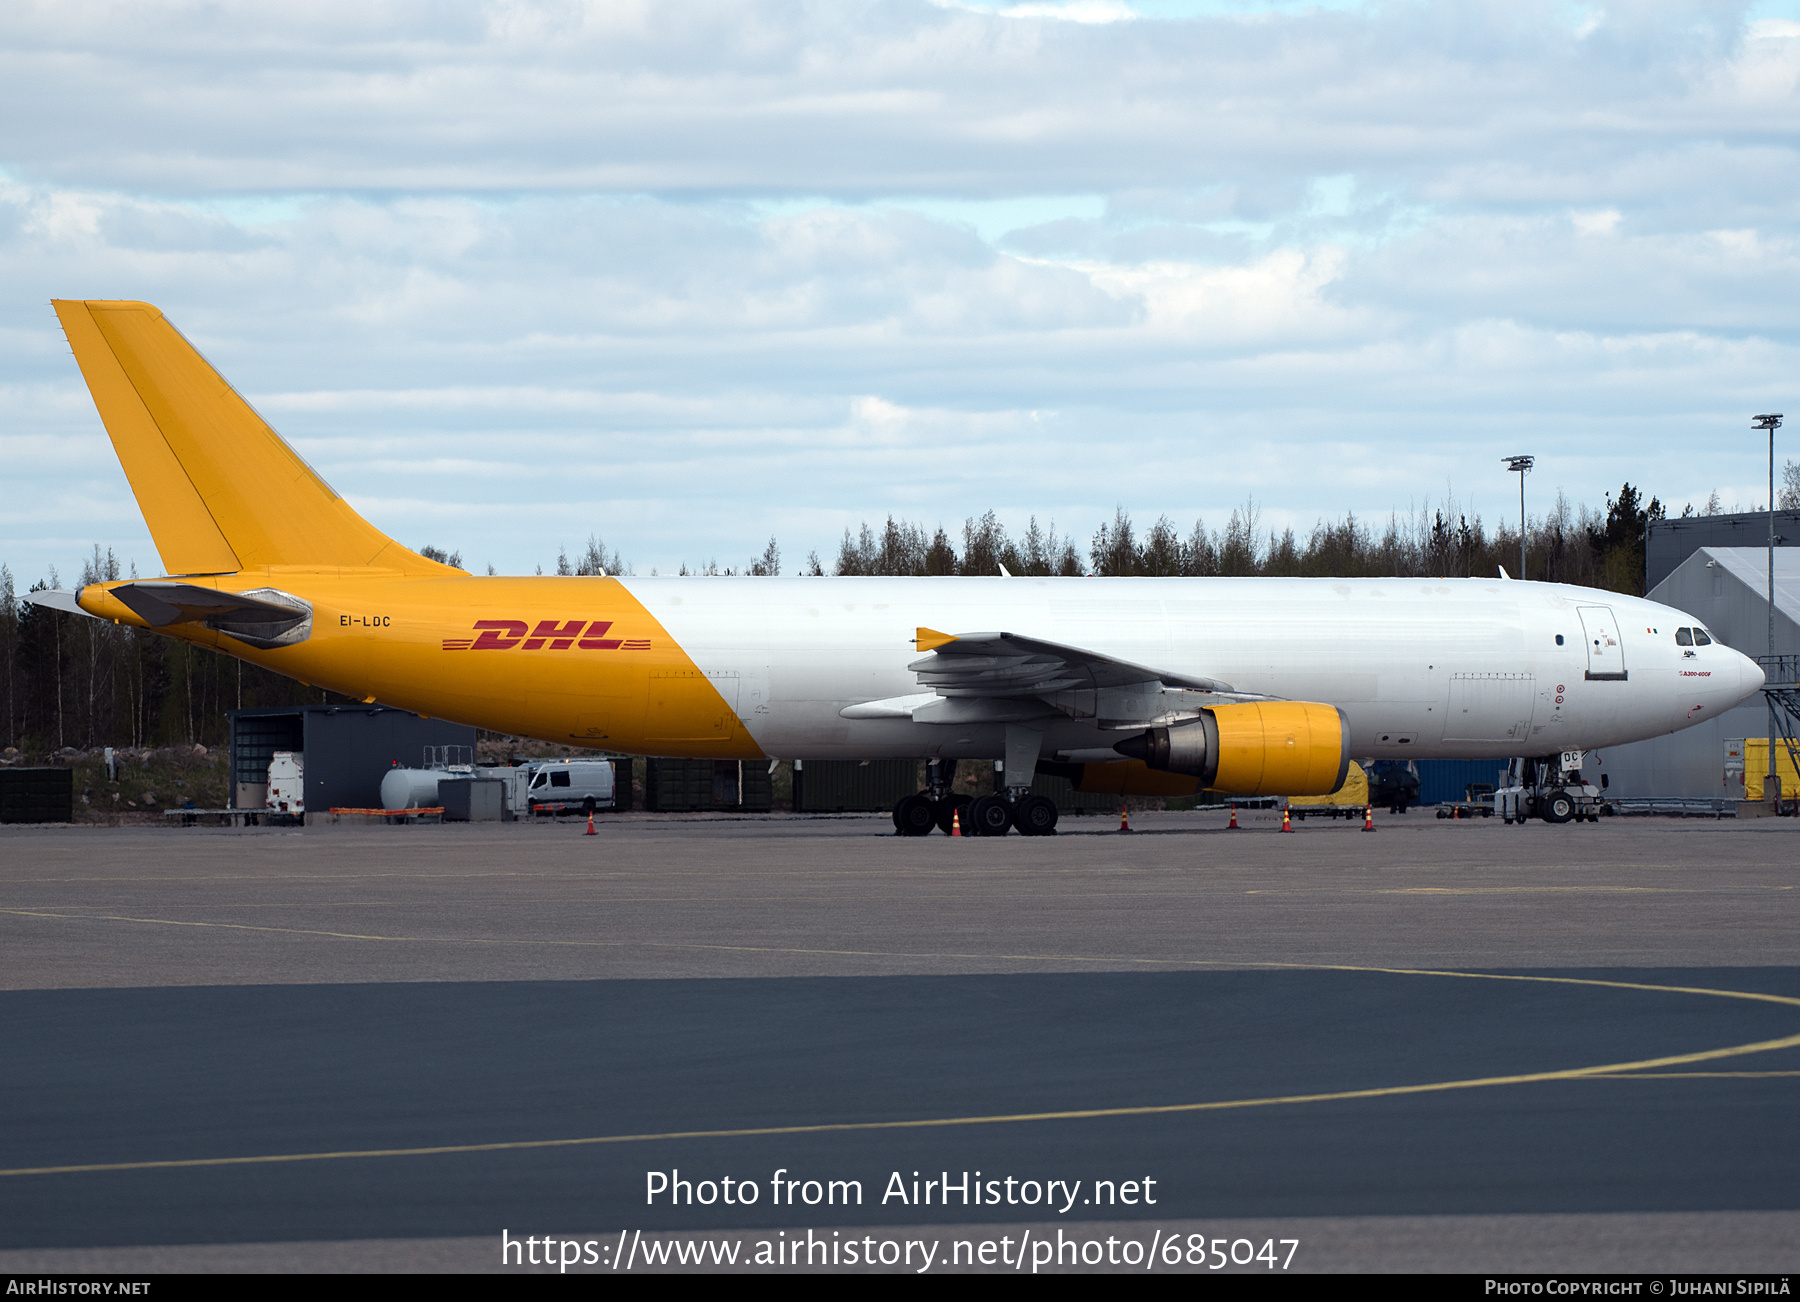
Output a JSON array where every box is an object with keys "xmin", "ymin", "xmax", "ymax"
[
  {"xmin": 23, "ymin": 589, "xmax": 103, "ymax": 620},
  {"xmin": 109, "ymin": 582, "xmax": 307, "ymax": 629}
]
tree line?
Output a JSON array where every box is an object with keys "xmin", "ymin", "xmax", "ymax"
[
  {"xmin": 822, "ymin": 485, "xmax": 1668, "ymax": 590},
  {"xmin": 0, "ymin": 549, "xmax": 348, "ymax": 757},
  {"xmin": 0, "ymin": 476, "xmax": 1780, "ymax": 755}
]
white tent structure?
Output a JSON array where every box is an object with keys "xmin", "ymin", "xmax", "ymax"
[{"xmin": 1590, "ymin": 547, "xmax": 1798, "ymax": 801}]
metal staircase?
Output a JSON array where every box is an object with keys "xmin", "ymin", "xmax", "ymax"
[{"xmin": 1758, "ymin": 655, "xmax": 1800, "ymax": 806}]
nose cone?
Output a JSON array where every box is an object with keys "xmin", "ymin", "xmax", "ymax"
[{"xmin": 1738, "ymin": 653, "xmax": 1767, "ymax": 704}]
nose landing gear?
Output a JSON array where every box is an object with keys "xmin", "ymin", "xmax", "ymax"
[{"xmin": 1497, "ymin": 754, "xmax": 1606, "ymax": 825}]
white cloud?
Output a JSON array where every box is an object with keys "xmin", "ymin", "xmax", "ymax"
[
  {"xmin": 1571, "ymin": 208, "xmax": 1622, "ymax": 236},
  {"xmin": 998, "ymin": 1, "xmax": 1140, "ymax": 22},
  {"xmin": 2, "ymin": 1, "xmax": 1798, "ymax": 580}
]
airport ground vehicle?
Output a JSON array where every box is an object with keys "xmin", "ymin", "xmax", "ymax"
[
  {"xmin": 32, "ymin": 300, "xmax": 1769, "ymax": 836},
  {"xmin": 1437, "ymin": 783, "xmax": 1497, "ymax": 819},
  {"xmin": 266, "ymin": 751, "xmax": 303, "ymax": 815},
  {"xmin": 1497, "ymin": 753, "xmax": 1608, "ymax": 824},
  {"xmin": 513, "ymin": 760, "xmax": 615, "ymax": 816}
]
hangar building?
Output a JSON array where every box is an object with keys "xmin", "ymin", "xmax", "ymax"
[{"xmin": 1591, "ymin": 547, "xmax": 1798, "ymax": 801}]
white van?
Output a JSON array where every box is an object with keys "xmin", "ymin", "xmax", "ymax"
[{"xmin": 517, "ymin": 760, "xmax": 616, "ymax": 817}]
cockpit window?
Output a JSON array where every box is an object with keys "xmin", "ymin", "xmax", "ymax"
[
  {"xmin": 1694, "ymin": 628, "xmax": 1713, "ymax": 646},
  {"xmin": 1675, "ymin": 628, "xmax": 1694, "ymax": 646}
]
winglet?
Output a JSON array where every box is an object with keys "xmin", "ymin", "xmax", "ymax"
[
  {"xmin": 1498, "ymin": 564, "xmax": 1512, "ymax": 580},
  {"xmin": 915, "ymin": 627, "xmax": 957, "ymax": 653}
]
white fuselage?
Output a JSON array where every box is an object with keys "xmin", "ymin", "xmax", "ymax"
[{"xmin": 631, "ymin": 575, "xmax": 1766, "ymax": 763}]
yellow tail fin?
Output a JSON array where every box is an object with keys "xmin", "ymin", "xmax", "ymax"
[{"xmin": 53, "ymin": 299, "xmax": 458, "ymax": 577}]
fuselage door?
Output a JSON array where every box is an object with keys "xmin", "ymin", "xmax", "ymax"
[{"xmin": 1577, "ymin": 606, "xmax": 1627, "ymax": 681}]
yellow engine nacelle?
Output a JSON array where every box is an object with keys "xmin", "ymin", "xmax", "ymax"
[{"xmin": 1113, "ymin": 701, "xmax": 1350, "ymax": 797}]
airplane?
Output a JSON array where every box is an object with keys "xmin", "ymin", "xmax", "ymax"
[{"xmin": 28, "ymin": 299, "xmax": 1769, "ymax": 835}]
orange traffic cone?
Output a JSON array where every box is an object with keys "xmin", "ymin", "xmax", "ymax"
[
  {"xmin": 1363, "ymin": 803, "xmax": 1374, "ymax": 832},
  {"xmin": 1119, "ymin": 804, "xmax": 1132, "ymax": 833},
  {"xmin": 1280, "ymin": 806, "xmax": 1294, "ymax": 833},
  {"xmin": 951, "ymin": 809, "xmax": 962, "ymax": 837},
  {"xmin": 584, "ymin": 810, "xmax": 596, "ymax": 835},
  {"xmin": 1228, "ymin": 803, "xmax": 1239, "ymax": 830},
  {"xmin": 1452, "ymin": 805, "xmax": 1460, "ymax": 820}
]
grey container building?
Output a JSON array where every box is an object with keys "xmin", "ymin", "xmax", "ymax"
[
  {"xmin": 228, "ymin": 706, "xmax": 476, "ymax": 816},
  {"xmin": 441, "ymin": 777, "xmax": 505, "ymax": 822}
]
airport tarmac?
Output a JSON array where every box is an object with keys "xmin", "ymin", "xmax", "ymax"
[{"xmin": 1, "ymin": 809, "xmax": 1796, "ymax": 1273}]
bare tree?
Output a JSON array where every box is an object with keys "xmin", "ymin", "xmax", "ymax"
[{"xmin": 749, "ymin": 536, "xmax": 780, "ymax": 576}]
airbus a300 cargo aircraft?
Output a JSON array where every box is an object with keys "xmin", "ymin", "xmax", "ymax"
[{"xmin": 33, "ymin": 300, "xmax": 1767, "ymax": 834}]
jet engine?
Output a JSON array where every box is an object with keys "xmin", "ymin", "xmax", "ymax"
[{"xmin": 1113, "ymin": 701, "xmax": 1350, "ymax": 797}]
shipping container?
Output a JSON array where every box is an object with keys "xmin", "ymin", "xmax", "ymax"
[
  {"xmin": 645, "ymin": 758, "xmax": 772, "ymax": 812},
  {"xmin": 0, "ymin": 767, "xmax": 74, "ymax": 824},
  {"xmin": 1027, "ymin": 770, "xmax": 1124, "ymax": 815},
  {"xmin": 792, "ymin": 759, "xmax": 919, "ymax": 813}
]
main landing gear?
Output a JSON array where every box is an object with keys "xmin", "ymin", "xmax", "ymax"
[{"xmin": 891, "ymin": 759, "xmax": 1059, "ymax": 837}]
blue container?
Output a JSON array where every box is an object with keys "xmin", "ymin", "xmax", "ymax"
[{"xmin": 1414, "ymin": 759, "xmax": 1511, "ymax": 805}]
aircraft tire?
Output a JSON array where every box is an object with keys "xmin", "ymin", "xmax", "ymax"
[
  {"xmin": 968, "ymin": 794, "xmax": 1013, "ymax": 836},
  {"xmin": 933, "ymin": 794, "xmax": 972, "ymax": 835},
  {"xmin": 1014, "ymin": 794, "xmax": 1059, "ymax": 836},
  {"xmin": 1542, "ymin": 789, "xmax": 1577, "ymax": 824},
  {"xmin": 894, "ymin": 793, "xmax": 936, "ymax": 837}
]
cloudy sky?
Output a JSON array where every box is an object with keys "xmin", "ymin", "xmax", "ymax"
[{"xmin": 4, "ymin": 0, "xmax": 1798, "ymax": 581}]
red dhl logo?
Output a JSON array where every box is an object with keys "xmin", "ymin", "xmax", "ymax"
[{"xmin": 441, "ymin": 620, "xmax": 651, "ymax": 652}]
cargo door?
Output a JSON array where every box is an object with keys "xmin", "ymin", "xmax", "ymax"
[
  {"xmin": 1577, "ymin": 606, "xmax": 1627, "ymax": 681},
  {"xmin": 1444, "ymin": 673, "xmax": 1536, "ymax": 743},
  {"xmin": 645, "ymin": 668, "xmax": 740, "ymax": 745}
]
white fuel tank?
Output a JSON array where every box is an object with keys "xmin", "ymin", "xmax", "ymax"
[{"xmin": 380, "ymin": 767, "xmax": 446, "ymax": 811}]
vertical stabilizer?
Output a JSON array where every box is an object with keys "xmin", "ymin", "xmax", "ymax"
[{"xmin": 53, "ymin": 300, "xmax": 458, "ymax": 576}]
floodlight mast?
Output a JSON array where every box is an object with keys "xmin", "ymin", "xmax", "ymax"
[
  {"xmin": 1753, "ymin": 414, "xmax": 1782, "ymax": 805},
  {"xmin": 1503, "ymin": 455, "xmax": 1534, "ymax": 579}
]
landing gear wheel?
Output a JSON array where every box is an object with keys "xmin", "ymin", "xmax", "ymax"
[
  {"xmin": 1542, "ymin": 789, "xmax": 1576, "ymax": 824},
  {"xmin": 968, "ymin": 794, "xmax": 1013, "ymax": 837},
  {"xmin": 934, "ymin": 794, "xmax": 972, "ymax": 835},
  {"xmin": 893, "ymin": 793, "xmax": 936, "ymax": 837},
  {"xmin": 1013, "ymin": 794, "xmax": 1059, "ymax": 836}
]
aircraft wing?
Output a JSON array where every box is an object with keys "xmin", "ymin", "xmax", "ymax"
[
  {"xmin": 907, "ymin": 628, "xmax": 1233, "ymax": 697},
  {"xmin": 844, "ymin": 626, "xmax": 1272, "ymax": 726}
]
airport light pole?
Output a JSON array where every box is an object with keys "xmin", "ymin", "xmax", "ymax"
[
  {"xmin": 1753, "ymin": 414, "xmax": 1782, "ymax": 806},
  {"xmin": 1504, "ymin": 455, "xmax": 1534, "ymax": 579}
]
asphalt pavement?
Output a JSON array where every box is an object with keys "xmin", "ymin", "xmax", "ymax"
[{"xmin": 1, "ymin": 811, "xmax": 1796, "ymax": 1271}]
